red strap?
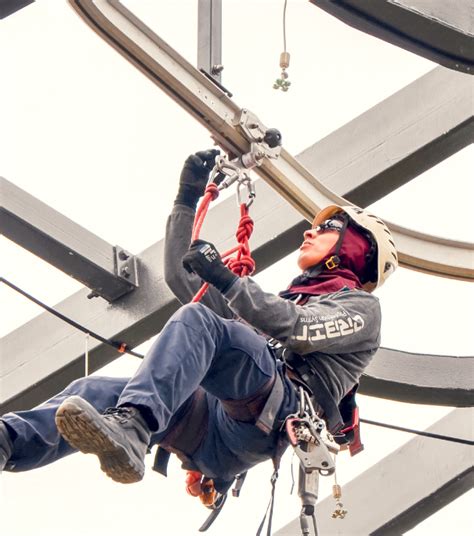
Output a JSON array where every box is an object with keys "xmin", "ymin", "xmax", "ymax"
[
  {"xmin": 185, "ymin": 471, "xmax": 218, "ymax": 506},
  {"xmin": 185, "ymin": 470, "xmax": 203, "ymax": 496},
  {"xmin": 340, "ymin": 406, "xmax": 364, "ymax": 456}
]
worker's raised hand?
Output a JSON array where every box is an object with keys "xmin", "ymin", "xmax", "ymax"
[
  {"xmin": 182, "ymin": 239, "xmax": 237, "ymax": 293},
  {"xmin": 175, "ymin": 149, "xmax": 220, "ymax": 210}
]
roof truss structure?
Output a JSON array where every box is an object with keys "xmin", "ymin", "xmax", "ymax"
[{"xmin": 1, "ymin": 0, "xmax": 473, "ymax": 532}]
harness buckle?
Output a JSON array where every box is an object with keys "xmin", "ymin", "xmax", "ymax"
[{"xmin": 325, "ymin": 255, "xmax": 340, "ymax": 270}]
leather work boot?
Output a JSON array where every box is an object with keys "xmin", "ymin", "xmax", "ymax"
[
  {"xmin": 55, "ymin": 396, "xmax": 151, "ymax": 484},
  {"xmin": 0, "ymin": 421, "xmax": 13, "ymax": 472}
]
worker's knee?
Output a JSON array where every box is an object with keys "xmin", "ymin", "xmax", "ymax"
[
  {"xmin": 65, "ymin": 376, "xmax": 103, "ymax": 395},
  {"xmin": 174, "ymin": 302, "xmax": 215, "ymax": 325},
  {"xmin": 64, "ymin": 376, "xmax": 127, "ymax": 401}
]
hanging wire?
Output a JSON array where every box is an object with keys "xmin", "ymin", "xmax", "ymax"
[
  {"xmin": 274, "ymin": 0, "xmax": 291, "ymax": 91},
  {"xmin": 2, "ymin": 276, "xmax": 473, "ymax": 447},
  {"xmin": 84, "ymin": 333, "xmax": 90, "ymax": 376},
  {"xmin": 1, "ymin": 276, "xmax": 144, "ymax": 359},
  {"xmin": 283, "ymin": 0, "xmax": 288, "ymax": 52},
  {"xmin": 360, "ymin": 418, "xmax": 474, "ymax": 446}
]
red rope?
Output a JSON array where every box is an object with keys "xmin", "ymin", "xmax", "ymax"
[
  {"xmin": 192, "ymin": 183, "xmax": 219, "ymax": 242},
  {"xmin": 191, "ymin": 184, "xmax": 256, "ymax": 302}
]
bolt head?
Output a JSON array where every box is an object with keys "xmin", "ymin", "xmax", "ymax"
[{"xmin": 211, "ymin": 64, "xmax": 224, "ymax": 74}]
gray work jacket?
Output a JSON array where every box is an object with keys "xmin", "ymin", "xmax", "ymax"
[{"xmin": 165, "ymin": 204, "xmax": 381, "ymax": 408}]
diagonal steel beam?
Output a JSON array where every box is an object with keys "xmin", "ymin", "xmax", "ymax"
[
  {"xmin": 310, "ymin": 0, "xmax": 474, "ymax": 74},
  {"xmin": 68, "ymin": 0, "xmax": 474, "ymax": 282},
  {"xmin": 362, "ymin": 347, "xmax": 473, "ymax": 407},
  {"xmin": 0, "ymin": 177, "xmax": 138, "ymax": 302},
  {"xmin": 0, "ymin": 0, "xmax": 34, "ymax": 19},
  {"xmin": 275, "ymin": 408, "xmax": 474, "ymax": 535},
  {"xmin": 297, "ymin": 66, "xmax": 474, "ymax": 207}
]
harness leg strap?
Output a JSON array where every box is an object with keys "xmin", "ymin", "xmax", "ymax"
[{"xmin": 256, "ymin": 373, "xmax": 284, "ymax": 434}]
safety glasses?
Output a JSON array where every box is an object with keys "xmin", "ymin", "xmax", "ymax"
[{"xmin": 315, "ymin": 217, "xmax": 345, "ymax": 233}]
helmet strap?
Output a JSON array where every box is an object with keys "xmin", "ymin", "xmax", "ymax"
[
  {"xmin": 304, "ymin": 214, "xmax": 350, "ymax": 277},
  {"xmin": 322, "ymin": 214, "xmax": 349, "ymax": 270}
]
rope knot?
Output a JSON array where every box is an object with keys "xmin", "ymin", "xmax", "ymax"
[
  {"xmin": 227, "ymin": 255, "xmax": 256, "ymax": 277},
  {"xmin": 236, "ymin": 214, "xmax": 254, "ymax": 242},
  {"xmin": 204, "ymin": 183, "xmax": 219, "ymax": 201}
]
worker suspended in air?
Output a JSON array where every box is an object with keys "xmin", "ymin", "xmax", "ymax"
[{"xmin": 0, "ymin": 149, "xmax": 397, "ymax": 530}]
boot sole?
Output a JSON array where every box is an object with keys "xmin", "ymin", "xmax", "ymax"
[{"xmin": 55, "ymin": 399, "xmax": 144, "ymax": 484}]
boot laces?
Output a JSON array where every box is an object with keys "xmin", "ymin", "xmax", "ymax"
[{"xmin": 103, "ymin": 406, "xmax": 137, "ymax": 424}]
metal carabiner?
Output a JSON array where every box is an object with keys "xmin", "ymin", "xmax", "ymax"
[
  {"xmin": 298, "ymin": 387, "xmax": 306, "ymax": 418},
  {"xmin": 236, "ymin": 175, "xmax": 256, "ymax": 208},
  {"xmin": 303, "ymin": 390, "xmax": 318, "ymax": 420},
  {"xmin": 208, "ymin": 156, "xmax": 239, "ymax": 189}
]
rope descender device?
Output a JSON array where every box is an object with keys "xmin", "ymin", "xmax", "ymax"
[
  {"xmin": 191, "ymin": 110, "xmax": 282, "ymax": 303},
  {"xmin": 285, "ymin": 387, "xmax": 340, "ymax": 536}
]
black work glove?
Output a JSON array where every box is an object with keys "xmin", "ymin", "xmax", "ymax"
[
  {"xmin": 175, "ymin": 149, "xmax": 220, "ymax": 210},
  {"xmin": 182, "ymin": 240, "xmax": 238, "ymax": 293}
]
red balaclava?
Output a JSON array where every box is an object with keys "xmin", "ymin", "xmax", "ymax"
[{"xmin": 279, "ymin": 224, "xmax": 373, "ymax": 299}]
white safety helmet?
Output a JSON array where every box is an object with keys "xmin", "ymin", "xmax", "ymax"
[{"xmin": 313, "ymin": 204, "xmax": 398, "ymax": 292}]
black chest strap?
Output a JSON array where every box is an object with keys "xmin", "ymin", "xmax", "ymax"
[{"xmin": 284, "ymin": 352, "xmax": 344, "ymax": 434}]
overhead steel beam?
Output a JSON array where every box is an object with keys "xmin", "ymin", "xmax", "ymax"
[
  {"xmin": 362, "ymin": 348, "xmax": 473, "ymax": 407},
  {"xmin": 0, "ymin": 177, "xmax": 138, "ymax": 302},
  {"xmin": 275, "ymin": 408, "xmax": 474, "ymax": 535},
  {"xmin": 310, "ymin": 0, "xmax": 474, "ymax": 74},
  {"xmin": 68, "ymin": 1, "xmax": 474, "ymax": 282},
  {"xmin": 0, "ymin": 0, "xmax": 34, "ymax": 19},
  {"xmin": 2, "ymin": 177, "xmax": 473, "ymax": 414},
  {"xmin": 197, "ymin": 0, "xmax": 223, "ymax": 84},
  {"xmin": 297, "ymin": 66, "xmax": 474, "ymax": 207}
]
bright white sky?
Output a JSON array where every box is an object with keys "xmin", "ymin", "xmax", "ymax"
[{"xmin": 0, "ymin": 1, "xmax": 473, "ymax": 535}]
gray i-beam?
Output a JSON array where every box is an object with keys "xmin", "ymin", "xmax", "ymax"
[
  {"xmin": 297, "ymin": 67, "xmax": 474, "ymax": 207},
  {"xmin": 0, "ymin": 177, "xmax": 138, "ymax": 302},
  {"xmin": 0, "ymin": 0, "xmax": 34, "ymax": 19},
  {"xmin": 275, "ymin": 408, "xmax": 474, "ymax": 535},
  {"xmin": 310, "ymin": 0, "xmax": 474, "ymax": 74},
  {"xmin": 197, "ymin": 0, "xmax": 223, "ymax": 83}
]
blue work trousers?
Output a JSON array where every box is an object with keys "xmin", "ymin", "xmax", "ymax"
[{"xmin": 2, "ymin": 303, "xmax": 297, "ymax": 481}]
